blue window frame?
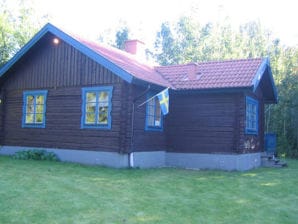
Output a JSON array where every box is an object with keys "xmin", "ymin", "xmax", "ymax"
[
  {"xmin": 245, "ymin": 96, "xmax": 258, "ymax": 134},
  {"xmin": 81, "ymin": 86, "xmax": 113, "ymax": 129},
  {"xmin": 145, "ymin": 93, "xmax": 163, "ymax": 131},
  {"xmin": 22, "ymin": 90, "xmax": 48, "ymax": 128}
]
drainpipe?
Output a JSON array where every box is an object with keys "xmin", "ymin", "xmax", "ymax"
[{"xmin": 129, "ymin": 85, "xmax": 151, "ymax": 168}]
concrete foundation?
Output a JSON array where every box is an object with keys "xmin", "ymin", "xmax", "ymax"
[
  {"xmin": 132, "ymin": 151, "xmax": 166, "ymax": 168},
  {"xmin": 166, "ymin": 152, "xmax": 261, "ymax": 171},
  {"xmin": 0, "ymin": 146, "xmax": 128, "ymax": 168},
  {"xmin": 0, "ymin": 145, "xmax": 261, "ymax": 171}
]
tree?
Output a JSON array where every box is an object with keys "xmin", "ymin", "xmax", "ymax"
[
  {"xmin": 154, "ymin": 22, "xmax": 177, "ymax": 65},
  {"xmin": 266, "ymin": 46, "xmax": 298, "ymax": 157},
  {"xmin": 115, "ymin": 27, "xmax": 129, "ymax": 50},
  {"xmin": 0, "ymin": 0, "xmax": 42, "ymax": 66},
  {"xmin": 154, "ymin": 18, "xmax": 272, "ymax": 65}
]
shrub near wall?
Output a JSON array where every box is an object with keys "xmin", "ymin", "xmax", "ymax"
[{"xmin": 12, "ymin": 149, "xmax": 59, "ymax": 161}]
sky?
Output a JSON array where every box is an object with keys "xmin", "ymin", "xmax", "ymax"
[{"xmin": 33, "ymin": 0, "xmax": 298, "ymax": 47}]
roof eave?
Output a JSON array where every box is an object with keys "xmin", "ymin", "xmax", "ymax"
[{"xmin": 131, "ymin": 77, "xmax": 173, "ymax": 90}]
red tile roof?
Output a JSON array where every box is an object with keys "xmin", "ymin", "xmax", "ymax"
[
  {"xmin": 0, "ymin": 23, "xmax": 264, "ymax": 90},
  {"xmin": 75, "ymin": 36, "xmax": 263, "ymax": 90},
  {"xmin": 155, "ymin": 58, "xmax": 263, "ymax": 90}
]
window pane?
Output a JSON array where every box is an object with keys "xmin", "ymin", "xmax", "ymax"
[
  {"xmin": 154, "ymin": 118, "xmax": 161, "ymax": 126},
  {"xmin": 155, "ymin": 99, "xmax": 161, "ymax": 116},
  {"xmin": 98, "ymin": 107, "xmax": 108, "ymax": 124},
  {"xmin": 36, "ymin": 95, "xmax": 44, "ymax": 104},
  {"xmin": 86, "ymin": 102, "xmax": 96, "ymax": 113},
  {"xmin": 26, "ymin": 104, "xmax": 34, "ymax": 114},
  {"xmin": 86, "ymin": 92, "xmax": 96, "ymax": 103},
  {"xmin": 252, "ymin": 121, "xmax": 256, "ymax": 129},
  {"xmin": 85, "ymin": 113, "xmax": 95, "ymax": 124},
  {"xmin": 252, "ymin": 104, "xmax": 256, "ymax": 112},
  {"xmin": 148, "ymin": 105, "xmax": 154, "ymax": 116},
  {"xmin": 98, "ymin": 101, "xmax": 108, "ymax": 108},
  {"xmin": 26, "ymin": 95, "xmax": 34, "ymax": 113},
  {"xmin": 25, "ymin": 114, "xmax": 34, "ymax": 123},
  {"xmin": 36, "ymin": 105, "xmax": 44, "ymax": 113},
  {"xmin": 148, "ymin": 98, "xmax": 155, "ymax": 117},
  {"xmin": 148, "ymin": 98, "xmax": 154, "ymax": 107},
  {"xmin": 27, "ymin": 95, "xmax": 34, "ymax": 104},
  {"xmin": 99, "ymin": 91, "xmax": 108, "ymax": 102},
  {"xmin": 147, "ymin": 98, "xmax": 155, "ymax": 127},
  {"xmin": 155, "ymin": 99, "xmax": 161, "ymax": 127},
  {"xmin": 148, "ymin": 115, "xmax": 155, "ymax": 126},
  {"xmin": 35, "ymin": 113, "xmax": 44, "ymax": 123}
]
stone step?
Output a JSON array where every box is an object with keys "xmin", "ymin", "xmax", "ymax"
[
  {"xmin": 261, "ymin": 159, "xmax": 287, "ymax": 168},
  {"xmin": 261, "ymin": 152, "xmax": 288, "ymax": 168}
]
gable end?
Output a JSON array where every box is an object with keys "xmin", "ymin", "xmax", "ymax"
[
  {"xmin": 0, "ymin": 23, "xmax": 133, "ymax": 84},
  {"xmin": 252, "ymin": 58, "xmax": 278, "ymax": 103}
]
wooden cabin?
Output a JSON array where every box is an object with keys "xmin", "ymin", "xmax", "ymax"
[{"xmin": 0, "ymin": 23, "xmax": 277, "ymax": 170}]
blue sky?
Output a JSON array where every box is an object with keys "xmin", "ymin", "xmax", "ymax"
[{"xmin": 35, "ymin": 0, "xmax": 297, "ymax": 46}]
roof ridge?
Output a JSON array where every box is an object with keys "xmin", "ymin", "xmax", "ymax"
[
  {"xmin": 155, "ymin": 57, "xmax": 263, "ymax": 68},
  {"xmin": 199, "ymin": 57, "xmax": 263, "ymax": 64}
]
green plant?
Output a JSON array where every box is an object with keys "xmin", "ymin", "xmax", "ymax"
[
  {"xmin": 12, "ymin": 149, "xmax": 59, "ymax": 161},
  {"xmin": 0, "ymin": 156, "xmax": 297, "ymax": 224}
]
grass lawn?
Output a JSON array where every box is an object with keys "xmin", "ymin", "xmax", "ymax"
[{"xmin": 0, "ymin": 156, "xmax": 297, "ymax": 224}]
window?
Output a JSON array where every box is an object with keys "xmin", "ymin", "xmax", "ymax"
[
  {"xmin": 145, "ymin": 93, "xmax": 163, "ymax": 131},
  {"xmin": 22, "ymin": 90, "xmax": 48, "ymax": 128},
  {"xmin": 81, "ymin": 86, "xmax": 113, "ymax": 129},
  {"xmin": 245, "ymin": 96, "xmax": 258, "ymax": 134}
]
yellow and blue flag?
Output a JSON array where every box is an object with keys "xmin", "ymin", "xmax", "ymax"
[{"xmin": 157, "ymin": 88, "xmax": 169, "ymax": 115}]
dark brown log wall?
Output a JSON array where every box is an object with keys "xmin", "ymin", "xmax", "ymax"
[
  {"xmin": 2, "ymin": 35, "xmax": 127, "ymax": 152},
  {"xmin": 130, "ymin": 86, "xmax": 167, "ymax": 152},
  {"xmin": 167, "ymin": 90, "xmax": 265, "ymax": 154},
  {"xmin": 166, "ymin": 92, "xmax": 243, "ymax": 154}
]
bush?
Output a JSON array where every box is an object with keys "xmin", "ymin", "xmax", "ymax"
[{"xmin": 12, "ymin": 149, "xmax": 59, "ymax": 161}]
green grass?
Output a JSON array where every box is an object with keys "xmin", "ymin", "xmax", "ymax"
[{"xmin": 0, "ymin": 156, "xmax": 297, "ymax": 224}]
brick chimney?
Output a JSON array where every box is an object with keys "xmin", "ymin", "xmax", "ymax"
[
  {"xmin": 187, "ymin": 63, "xmax": 201, "ymax": 80},
  {"xmin": 124, "ymin": 40, "xmax": 146, "ymax": 61}
]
